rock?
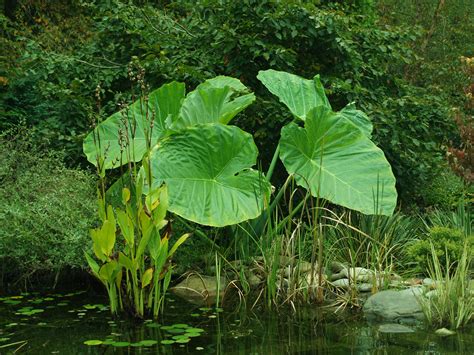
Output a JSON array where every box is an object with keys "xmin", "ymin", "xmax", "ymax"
[
  {"xmin": 363, "ymin": 287, "xmax": 425, "ymax": 322},
  {"xmin": 302, "ymin": 272, "xmax": 324, "ymax": 288},
  {"xmin": 341, "ymin": 267, "xmax": 375, "ymax": 282},
  {"xmin": 378, "ymin": 324, "xmax": 415, "ymax": 333},
  {"xmin": 332, "ymin": 279, "xmax": 376, "ymax": 292},
  {"xmin": 331, "ymin": 267, "xmax": 376, "ymax": 282},
  {"xmin": 332, "ymin": 278, "xmax": 350, "ymax": 288},
  {"xmin": 282, "ymin": 262, "xmax": 318, "ymax": 277},
  {"xmin": 357, "ymin": 283, "xmax": 374, "ymax": 292},
  {"xmin": 435, "ymin": 328, "xmax": 456, "ymax": 337},
  {"xmin": 423, "ymin": 278, "xmax": 438, "ymax": 288},
  {"xmin": 170, "ymin": 275, "xmax": 226, "ymax": 306},
  {"xmin": 425, "ymin": 290, "xmax": 438, "ymax": 299},
  {"xmin": 330, "ymin": 261, "xmax": 346, "ymax": 273},
  {"xmin": 330, "ymin": 271, "xmax": 345, "ymax": 281},
  {"xmin": 298, "ymin": 261, "xmax": 314, "ymax": 274}
]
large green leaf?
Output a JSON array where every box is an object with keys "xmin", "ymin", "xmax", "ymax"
[
  {"xmin": 338, "ymin": 103, "xmax": 373, "ymax": 138},
  {"xmin": 279, "ymin": 106, "xmax": 397, "ymax": 215},
  {"xmin": 257, "ymin": 69, "xmax": 331, "ymax": 120},
  {"xmin": 172, "ymin": 77, "xmax": 255, "ymax": 130},
  {"xmin": 83, "ymin": 82, "xmax": 185, "ymax": 169},
  {"xmin": 149, "ymin": 124, "xmax": 270, "ymax": 227}
]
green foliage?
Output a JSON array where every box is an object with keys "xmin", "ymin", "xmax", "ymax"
[
  {"xmin": 424, "ymin": 201, "xmax": 473, "ymax": 238},
  {"xmin": 417, "ymin": 241, "xmax": 473, "ymax": 329},
  {"xmin": 407, "ymin": 226, "xmax": 474, "ymax": 275},
  {"xmin": 0, "ymin": 126, "xmax": 96, "ymax": 287},
  {"xmin": 86, "ymin": 87, "xmax": 191, "ymax": 317},
  {"xmin": 379, "ymin": 0, "xmax": 474, "ymax": 104},
  {"xmin": 258, "ymin": 69, "xmax": 397, "ymax": 215},
  {"xmin": 420, "ymin": 168, "xmax": 467, "ymax": 209},
  {"xmin": 325, "ymin": 211, "xmax": 421, "ymax": 272},
  {"xmin": 85, "ymin": 76, "xmax": 269, "ymax": 227},
  {"xmin": 150, "ymin": 124, "xmax": 269, "ymax": 226},
  {"xmin": 0, "ymin": 4, "xmax": 128, "ymax": 165},
  {"xmin": 1, "ymin": 0, "xmax": 463, "ymax": 208}
]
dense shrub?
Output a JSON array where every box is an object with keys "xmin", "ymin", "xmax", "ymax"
[
  {"xmin": 407, "ymin": 226, "xmax": 473, "ymax": 275},
  {"xmin": 420, "ymin": 168, "xmax": 468, "ymax": 209},
  {"xmin": 0, "ymin": 126, "xmax": 97, "ymax": 289}
]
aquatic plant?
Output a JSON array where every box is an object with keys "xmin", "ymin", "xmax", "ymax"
[
  {"xmin": 227, "ymin": 70, "xmax": 399, "ymax": 306},
  {"xmin": 84, "ymin": 69, "xmax": 399, "ymax": 312},
  {"xmin": 83, "ymin": 70, "xmax": 269, "ymax": 317},
  {"xmin": 83, "ymin": 75, "xmax": 270, "ymax": 227},
  {"xmin": 257, "ymin": 69, "xmax": 398, "ymax": 216},
  {"xmin": 417, "ymin": 241, "xmax": 473, "ymax": 329}
]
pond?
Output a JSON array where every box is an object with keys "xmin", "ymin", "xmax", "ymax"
[{"xmin": 1, "ymin": 290, "xmax": 473, "ymax": 354}]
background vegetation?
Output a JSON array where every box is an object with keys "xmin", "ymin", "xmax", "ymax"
[{"xmin": 0, "ymin": 0, "xmax": 472, "ymax": 289}]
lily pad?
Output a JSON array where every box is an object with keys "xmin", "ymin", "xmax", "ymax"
[
  {"xmin": 166, "ymin": 328, "xmax": 186, "ymax": 334},
  {"xmin": 185, "ymin": 332, "xmax": 201, "ymax": 338},
  {"xmin": 84, "ymin": 340, "xmax": 103, "ymax": 346},
  {"xmin": 172, "ymin": 335, "xmax": 189, "ymax": 341},
  {"xmin": 172, "ymin": 324, "xmax": 190, "ymax": 329},
  {"xmin": 137, "ymin": 340, "xmax": 158, "ymax": 346},
  {"xmin": 187, "ymin": 328, "xmax": 204, "ymax": 333},
  {"xmin": 3, "ymin": 300, "xmax": 21, "ymax": 305},
  {"xmin": 161, "ymin": 340, "xmax": 175, "ymax": 345}
]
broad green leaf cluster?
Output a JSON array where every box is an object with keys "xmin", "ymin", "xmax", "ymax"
[
  {"xmin": 84, "ymin": 76, "xmax": 269, "ymax": 227},
  {"xmin": 257, "ymin": 70, "xmax": 397, "ymax": 215},
  {"xmin": 84, "ymin": 70, "xmax": 398, "ymax": 318}
]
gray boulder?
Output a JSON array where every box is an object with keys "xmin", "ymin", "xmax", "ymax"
[
  {"xmin": 363, "ymin": 287, "xmax": 425, "ymax": 322},
  {"xmin": 170, "ymin": 275, "xmax": 226, "ymax": 306},
  {"xmin": 378, "ymin": 324, "xmax": 415, "ymax": 333}
]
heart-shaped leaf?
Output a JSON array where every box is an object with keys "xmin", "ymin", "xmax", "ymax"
[
  {"xmin": 279, "ymin": 106, "xmax": 397, "ymax": 215},
  {"xmin": 149, "ymin": 124, "xmax": 270, "ymax": 226},
  {"xmin": 172, "ymin": 76, "xmax": 255, "ymax": 130},
  {"xmin": 257, "ymin": 69, "xmax": 331, "ymax": 120}
]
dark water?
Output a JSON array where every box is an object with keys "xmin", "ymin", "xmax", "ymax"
[{"xmin": 1, "ymin": 291, "xmax": 473, "ymax": 354}]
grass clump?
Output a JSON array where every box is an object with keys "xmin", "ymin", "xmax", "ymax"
[
  {"xmin": 0, "ymin": 126, "xmax": 96, "ymax": 289},
  {"xmin": 418, "ymin": 242, "xmax": 473, "ymax": 329}
]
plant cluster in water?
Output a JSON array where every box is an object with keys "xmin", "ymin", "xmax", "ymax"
[{"xmin": 83, "ymin": 68, "xmax": 399, "ymax": 318}]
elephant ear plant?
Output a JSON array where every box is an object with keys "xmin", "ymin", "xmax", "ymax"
[
  {"xmin": 83, "ymin": 75, "xmax": 270, "ymax": 318},
  {"xmin": 251, "ymin": 70, "xmax": 397, "ymax": 304},
  {"xmin": 257, "ymin": 69, "xmax": 397, "ymax": 215}
]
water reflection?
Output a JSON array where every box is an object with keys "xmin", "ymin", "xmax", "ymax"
[{"xmin": 0, "ymin": 292, "xmax": 473, "ymax": 354}]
